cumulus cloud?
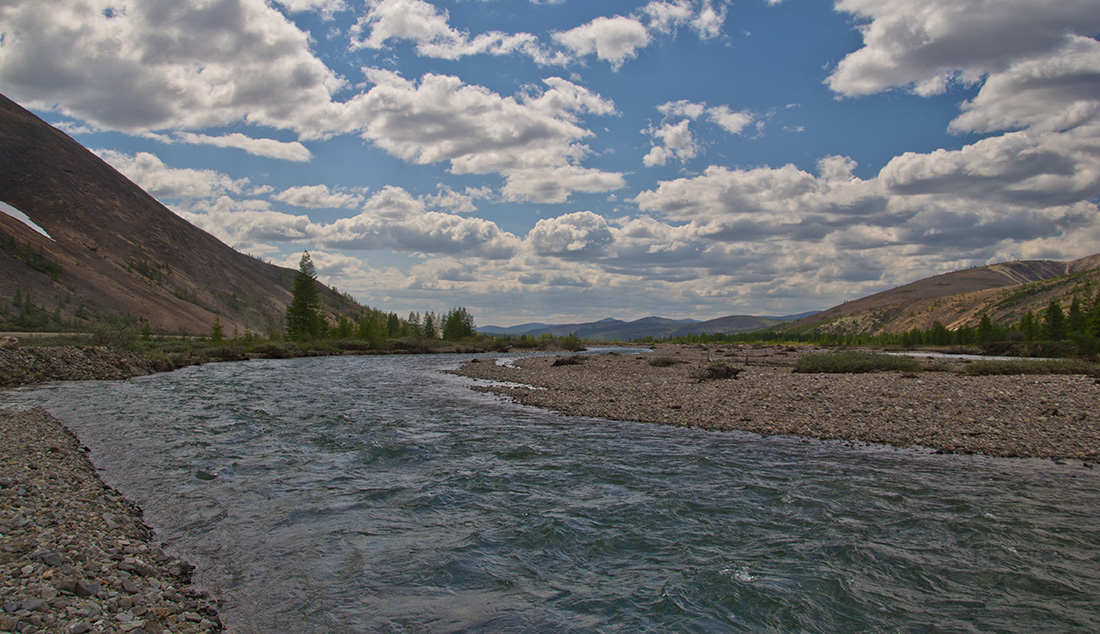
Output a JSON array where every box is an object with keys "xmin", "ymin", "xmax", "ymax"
[
  {"xmin": 95, "ymin": 150, "xmax": 248, "ymax": 199},
  {"xmin": 178, "ymin": 197, "xmax": 316, "ymax": 253},
  {"xmin": 553, "ymin": 16, "xmax": 651, "ymax": 70},
  {"xmin": 273, "ymin": 185, "xmax": 365, "ymax": 209},
  {"xmin": 644, "ymin": 100, "xmax": 755, "ymax": 166},
  {"xmin": 349, "ymin": 0, "xmax": 724, "ymax": 69},
  {"xmin": 172, "ymin": 133, "xmax": 313, "ymax": 162},
  {"xmin": 314, "ymin": 186, "xmax": 522, "ymax": 258},
  {"xmin": 828, "ymin": 0, "xmax": 1100, "ymax": 97},
  {"xmin": 344, "ymin": 70, "xmax": 624, "ymax": 202},
  {"xmin": 949, "ymin": 36, "xmax": 1100, "ymax": 135},
  {"xmin": 527, "ymin": 211, "xmax": 614, "ymax": 257},
  {"xmin": 349, "ymin": 0, "xmax": 551, "ymax": 62},
  {"xmin": 0, "ymin": 0, "xmax": 345, "ymax": 135}
]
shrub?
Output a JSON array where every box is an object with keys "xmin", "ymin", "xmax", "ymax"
[
  {"xmin": 647, "ymin": 356, "xmax": 681, "ymax": 367},
  {"xmin": 692, "ymin": 362, "xmax": 742, "ymax": 381},
  {"xmin": 252, "ymin": 342, "xmax": 297, "ymax": 358},
  {"xmin": 962, "ymin": 359, "xmax": 1100, "ymax": 376},
  {"xmin": 793, "ymin": 351, "xmax": 921, "ymax": 374},
  {"xmin": 551, "ymin": 355, "xmax": 586, "ymax": 366}
]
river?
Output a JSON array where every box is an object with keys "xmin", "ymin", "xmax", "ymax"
[{"xmin": 5, "ymin": 352, "xmax": 1099, "ymax": 633}]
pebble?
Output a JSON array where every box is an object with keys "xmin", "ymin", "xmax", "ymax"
[
  {"xmin": 453, "ymin": 344, "xmax": 1100, "ymax": 460},
  {"xmin": 0, "ymin": 408, "xmax": 225, "ymax": 633}
]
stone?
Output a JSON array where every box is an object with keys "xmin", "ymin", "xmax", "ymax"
[{"xmin": 74, "ymin": 580, "xmax": 100, "ymax": 598}]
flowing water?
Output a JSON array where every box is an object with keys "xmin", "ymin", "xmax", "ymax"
[{"xmin": 4, "ymin": 352, "xmax": 1100, "ymax": 633}]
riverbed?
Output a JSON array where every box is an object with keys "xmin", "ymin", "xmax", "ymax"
[{"xmin": 4, "ymin": 353, "xmax": 1099, "ymax": 633}]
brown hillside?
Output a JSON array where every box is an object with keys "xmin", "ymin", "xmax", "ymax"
[
  {"xmin": 0, "ymin": 93, "xmax": 354, "ymax": 334},
  {"xmin": 787, "ymin": 256, "xmax": 1100, "ymax": 335}
]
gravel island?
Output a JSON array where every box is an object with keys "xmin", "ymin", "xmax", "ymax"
[
  {"xmin": 1, "ymin": 408, "xmax": 224, "ymax": 634},
  {"xmin": 452, "ymin": 345, "xmax": 1100, "ymax": 461}
]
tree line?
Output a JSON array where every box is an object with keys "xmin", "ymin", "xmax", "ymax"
[
  {"xmin": 639, "ymin": 287, "xmax": 1100, "ymax": 357},
  {"xmin": 283, "ymin": 253, "xmax": 476, "ymax": 344}
]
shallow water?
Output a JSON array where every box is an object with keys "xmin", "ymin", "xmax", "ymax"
[{"xmin": 5, "ymin": 353, "xmax": 1100, "ymax": 633}]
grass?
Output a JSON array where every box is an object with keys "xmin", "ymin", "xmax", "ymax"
[
  {"xmin": 794, "ymin": 351, "xmax": 922, "ymax": 374},
  {"xmin": 961, "ymin": 359, "xmax": 1100, "ymax": 376}
]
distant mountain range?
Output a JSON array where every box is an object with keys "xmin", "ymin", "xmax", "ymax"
[{"xmin": 478, "ymin": 312, "xmax": 819, "ymax": 341}]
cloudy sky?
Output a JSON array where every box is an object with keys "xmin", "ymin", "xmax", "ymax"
[{"xmin": 2, "ymin": 0, "xmax": 1099, "ymax": 326}]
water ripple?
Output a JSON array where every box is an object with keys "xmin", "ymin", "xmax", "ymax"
[{"xmin": 4, "ymin": 353, "xmax": 1100, "ymax": 633}]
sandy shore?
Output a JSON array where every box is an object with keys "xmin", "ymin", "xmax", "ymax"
[
  {"xmin": 452, "ymin": 344, "xmax": 1100, "ymax": 461},
  {"xmin": 1, "ymin": 408, "xmax": 224, "ymax": 634}
]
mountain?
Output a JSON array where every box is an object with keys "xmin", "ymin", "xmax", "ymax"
[
  {"xmin": 0, "ymin": 93, "xmax": 357, "ymax": 334},
  {"xmin": 478, "ymin": 313, "xmax": 794, "ymax": 340},
  {"xmin": 784, "ymin": 255, "xmax": 1100, "ymax": 335}
]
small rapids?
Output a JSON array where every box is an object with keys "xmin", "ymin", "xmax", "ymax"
[{"xmin": 5, "ymin": 353, "xmax": 1099, "ymax": 633}]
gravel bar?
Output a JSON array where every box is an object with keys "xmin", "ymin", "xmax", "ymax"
[
  {"xmin": 451, "ymin": 344, "xmax": 1100, "ymax": 461},
  {"xmin": 1, "ymin": 408, "xmax": 224, "ymax": 634}
]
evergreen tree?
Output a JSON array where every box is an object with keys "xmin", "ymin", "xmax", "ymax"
[
  {"xmin": 1042, "ymin": 299, "xmax": 1068, "ymax": 341},
  {"xmin": 1090, "ymin": 289, "xmax": 1100, "ymax": 338},
  {"xmin": 1019, "ymin": 310, "xmax": 1038, "ymax": 340},
  {"xmin": 929, "ymin": 321, "xmax": 951, "ymax": 346},
  {"xmin": 422, "ymin": 312, "xmax": 437, "ymax": 339},
  {"xmin": 442, "ymin": 306, "xmax": 476, "ymax": 340},
  {"xmin": 286, "ymin": 252, "xmax": 321, "ymax": 341},
  {"xmin": 210, "ymin": 316, "xmax": 224, "ymax": 343},
  {"xmin": 976, "ymin": 314, "xmax": 996, "ymax": 343},
  {"xmin": 1068, "ymin": 295, "xmax": 1087, "ymax": 335}
]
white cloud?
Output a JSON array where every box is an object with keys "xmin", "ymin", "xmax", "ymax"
[
  {"xmin": 349, "ymin": 0, "xmax": 723, "ymax": 70},
  {"xmin": 349, "ymin": 0, "xmax": 550, "ymax": 62},
  {"xmin": 644, "ymin": 100, "xmax": 754, "ymax": 166},
  {"xmin": 949, "ymin": 36, "xmax": 1100, "ymax": 135},
  {"xmin": 553, "ymin": 16, "xmax": 651, "ymax": 70},
  {"xmin": 422, "ymin": 185, "xmax": 489, "ymax": 214},
  {"xmin": 828, "ymin": 0, "xmax": 1100, "ymax": 97},
  {"xmin": 95, "ymin": 150, "xmax": 247, "ymax": 199},
  {"xmin": 644, "ymin": 120, "xmax": 698, "ymax": 166},
  {"xmin": 526, "ymin": 211, "xmax": 614, "ymax": 257},
  {"xmin": 344, "ymin": 70, "xmax": 623, "ymax": 202},
  {"xmin": 173, "ymin": 133, "xmax": 313, "ymax": 162},
  {"xmin": 178, "ymin": 197, "xmax": 316, "ymax": 252},
  {"xmin": 0, "ymin": 0, "xmax": 345, "ymax": 135},
  {"xmin": 315, "ymin": 186, "xmax": 522, "ymax": 258},
  {"xmin": 273, "ymin": 185, "xmax": 364, "ymax": 209},
  {"xmin": 272, "ymin": 0, "xmax": 346, "ymax": 18}
]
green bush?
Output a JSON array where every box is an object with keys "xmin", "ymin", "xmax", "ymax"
[
  {"xmin": 794, "ymin": 351, "xmax": 922, "ymax": 374},
  {"xmin": 551, "ymin": 355, "xmax": 586, "ymax": 366},
  {"xmin": 647, "ymin": 356, "xmax": 681, "ymax": 367},
  {"xmin": 962, "ymin": 359, "xmax": 1100, "ymax": 376}
]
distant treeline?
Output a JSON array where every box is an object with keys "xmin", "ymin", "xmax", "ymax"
[{"xmin": 636, "ymin": 291, "xmax": 1100, "ymax": 358}]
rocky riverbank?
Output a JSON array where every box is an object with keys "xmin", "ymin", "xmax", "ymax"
[
  {"xmin": 1, "ymin": 408, "xmax": 224, "ymax": 634},
  {"xmin": 452, "ymin": 344, "xmax": 1100, "ymax": 461},
  {"xmin": 0, "ymin": 348, "xmax": 164, "ymax": 388}
]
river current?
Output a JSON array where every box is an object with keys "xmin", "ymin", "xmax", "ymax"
[{"xmin": 4, "ymin": 352, "xmax": 1099, "ymax": 633}]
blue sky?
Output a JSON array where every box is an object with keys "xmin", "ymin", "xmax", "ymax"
[{"xmin": 2, "ymin": 0, "xmax": 1099, "ymax": 326}]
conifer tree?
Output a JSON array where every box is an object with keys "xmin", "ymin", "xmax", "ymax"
[
  {"xmin": 1042, "ymin": 299, "xmax": 1067, "ymax": 341},
  {"xmin": 286, "ymin": 252, "xmax": 321, "ymax": 341}
]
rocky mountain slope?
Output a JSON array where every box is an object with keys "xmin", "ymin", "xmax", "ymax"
[
  {"xmin": 0, "ymin": 93, "xmax": 355, "ymax": 334},
  {"xmin": 786, "ymin": 254, "xmax": 1100, "ymax": 335}
]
